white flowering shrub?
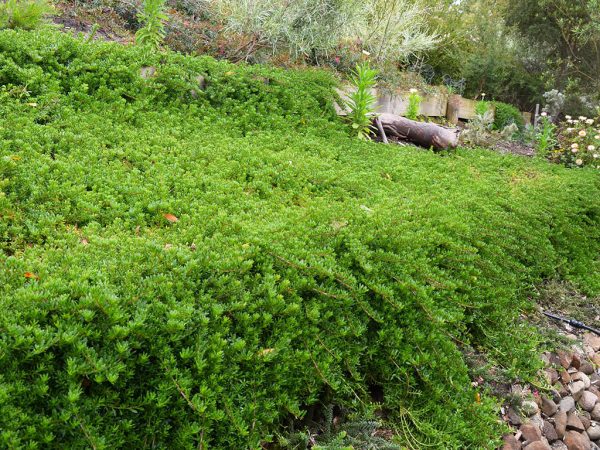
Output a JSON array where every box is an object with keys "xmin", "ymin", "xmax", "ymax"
[{"xmin": 554, "ymin": 115, "xmax": 600, "ymax": 168}]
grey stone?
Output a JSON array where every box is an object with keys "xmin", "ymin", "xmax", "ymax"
[
  {"xmin": 583, "ymin": 334, "xmax": 600, "ymax": 352},
  {"xmin": 532, "ymin": 413, "xmax": 546, "ymax": 430},
  {"xmin": 509, "ymin": 407, "xmax": 523, "ymax": 425},
  {"xmin": 502, "ymin": 434, "xmax": 522, "ymax": 450},
  {"xmin": 524, "ymin": 441, "xmax": 551, "ymax": 450},
  {"xmin": 571, "ymin": 381, "xmax": 587, "ymax": 400},
  {"xmin": 554, "ymin": 411, "xmax": 568, "ymax": 438},
  {"xmin": 521, "ymin": 422, "xmax": 542, "ymax": 442},
  {"xmin": 591, "ymin": 404, "xmax": 600, "ymax": 421},
  {"xmin": 558, "ymin": 350, "xmax": 573, "ymax": 369},
  {"xmin": 580, "ymin": 391, "xmax": 599, "ymax": 412},
  {"xmin": 572, "ymin": 372, "xmax": 592, "ymax": 389},
  {"xmin": 140, "ymin": 66, "xmax": 157, "ymax": 79},
  {"xmin": 588, "ymin": 422, "xmax": 600, "ymax": 440},
  {"xmin": 542, "ymin": 397, "xmax": 559, "ymax": 417},
  {"xmin": 543, "ymin": 420, "xmax": 559, "ymax": 442},
  {"xmin": 564, "ymin": 430, "xmax": 592, "ymax": 450},
  {"xmin": 546, "ymin": 368, "xmax": 560, "ymax": 385},
  {"xmin": 567, "ymin": 412, "xmax": 586, "ymax": 432},
  {"xmin": 581, "ymin": 362, "xmax": 595, "ymax": 376},
  {"xmin": 561, "ymin": 396, "xmax": 577, "ymax": 413}
]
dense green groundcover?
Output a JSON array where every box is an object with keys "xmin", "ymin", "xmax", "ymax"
[{"xmin": 0, "ymin": 30, "xmax": 599, "ymax": 449}]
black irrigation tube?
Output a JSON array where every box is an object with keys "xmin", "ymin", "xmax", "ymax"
[{"xmin": 543, "ymin": 311, "xmax": 600, "ymax": 336}]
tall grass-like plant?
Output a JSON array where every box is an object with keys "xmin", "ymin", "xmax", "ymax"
[
  {"xmin": 0, "ymin": 0, "xmax": 54, "ymax": 30},
  {"xmin": 536, "ymin": 113, "xmax": 557, "ymax": 157},
  {"xmin": 406, "ymin": 88, "xmax": 421, "ymax": 120},
  {"xmin": 346, "ymin": 61, "xmax": 378, "ymax": 140},
  {"xmin": 136, "ymin": 0, "xmax": 168, "ymax": 49}
]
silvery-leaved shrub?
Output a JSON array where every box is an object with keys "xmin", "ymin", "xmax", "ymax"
[
  {"xmin": 542, "ymin": 89, "xmax": 565, "ymax": 119},
  {"xmin": 209, "ymin": 0, "xmax": 437, "ymax": 66}
]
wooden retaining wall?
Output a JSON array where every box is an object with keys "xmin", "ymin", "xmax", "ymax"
[{"xmin": 336, "ymin": 88, "xmax": 532, "ymax": 125}]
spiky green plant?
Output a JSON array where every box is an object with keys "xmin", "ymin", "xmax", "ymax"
[
  {"xmin": 406, "ymin": 89, "xmax": 422, "ymax": 120},
  {"xmin": 135, "ymin": 0, "xmax": 168, "ymax": 49},
  {"xmin": 0, "ymin": 0, "xmax": 54, "ymax": 30},
  {"xmin": 345, "ymin": 61, "xmax": 378, "ymax": 140},
  {"xmin": 535, "ymin": 114, "xmax": 557, "ymax": 157}
]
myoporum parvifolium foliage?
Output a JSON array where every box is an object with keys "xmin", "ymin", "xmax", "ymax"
[{"xmin": 0, "ymin": 29, "xmax": 599, "ymax": 449}]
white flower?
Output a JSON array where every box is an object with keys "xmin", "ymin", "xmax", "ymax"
[
  {"xmin": 572, "ymin": 148, "xmax": 578, "ymax": 153},
  {"xmin": 565, "ymin": 115, "xmax": 572, "ymax": 120},
  {"xmin": 579, "ymin": 130, "xmax": 587, "ymax": 137},
  {"xmin": 567, "ymin": 119, "xmax": 574, "ymax": 124},
  {"xmin": 594, "ymin": 154, "xmax": 599, "ymax": 159},
  {"xmin": 587, "ymin": 119, "xmax": 595, "ymax": 125},
  {"xmin": 596, "ymin": 135, "xmax": 600, "ymax": 140},
  {"xmin": 409, "ymin": 88, "xmax": 418, "ymax": 94},
  {"xmin": 362, "ymin": 50, "xmax": 371, "ymax": 56},
  {"xmin": 576, "ymin": 159, "xmax": 583, "ymax": 165},
  {"xmin": 541, "ymin": 112, "xmax": 547, "ymax": 117},
  {"xmin": 588, "ymin": 145, "xmax": 596, "ymax": 151},
  {"xmin": 579, "ymin": 116, "xmax": 587, "ymax": 121},
  {"xmin": 566, "ymin": 128, "xmax": 575, "ymax": 132},
  {"xmin": 571, "ymin": 143, "xmax": 579, "ymax": 148}
]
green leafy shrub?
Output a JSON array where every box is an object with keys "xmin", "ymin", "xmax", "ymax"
[
  {"xmin": 0, "ymin": 0, "xmax": 53, "ymax": 30},
  {"xmin": 0, "ymin": 29, "xmax": 599, "ymax": 449},
  {"xmin": 475, "ymin": 100, "xmax": 490, "ymax": 117},
  {"xmin": 493, "ymin": 101, "xmax": 525, "ymax": 130}
]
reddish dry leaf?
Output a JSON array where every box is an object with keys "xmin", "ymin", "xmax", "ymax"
[
  {"xmin": 163, "ymin": 213, "xmax": 178, "ymax": 223},
  {"xmin": 24, "ymin": 272, "xmax": 39, "ymax": 280}
]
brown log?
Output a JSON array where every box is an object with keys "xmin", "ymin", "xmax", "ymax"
[{"xmin": 377, "ymin": 113, "xmax": 460, "ymax": 150}]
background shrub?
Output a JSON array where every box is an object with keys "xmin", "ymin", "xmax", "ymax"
[
  {"xmin": 0, "ymin": 29, "xmax": 599, "ymax": 449},
  {"xmin": 493, "ymin": 101, "xmax": 525, "ymax": 130}
]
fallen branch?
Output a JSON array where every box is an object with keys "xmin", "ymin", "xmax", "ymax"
[
  {"xmin": 377, "ymin": 113, "xmax": 460, "ymax": 150},
  {"xmin": 375, "ymin": 116, "xmax": 388, "ymax": 144}
]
